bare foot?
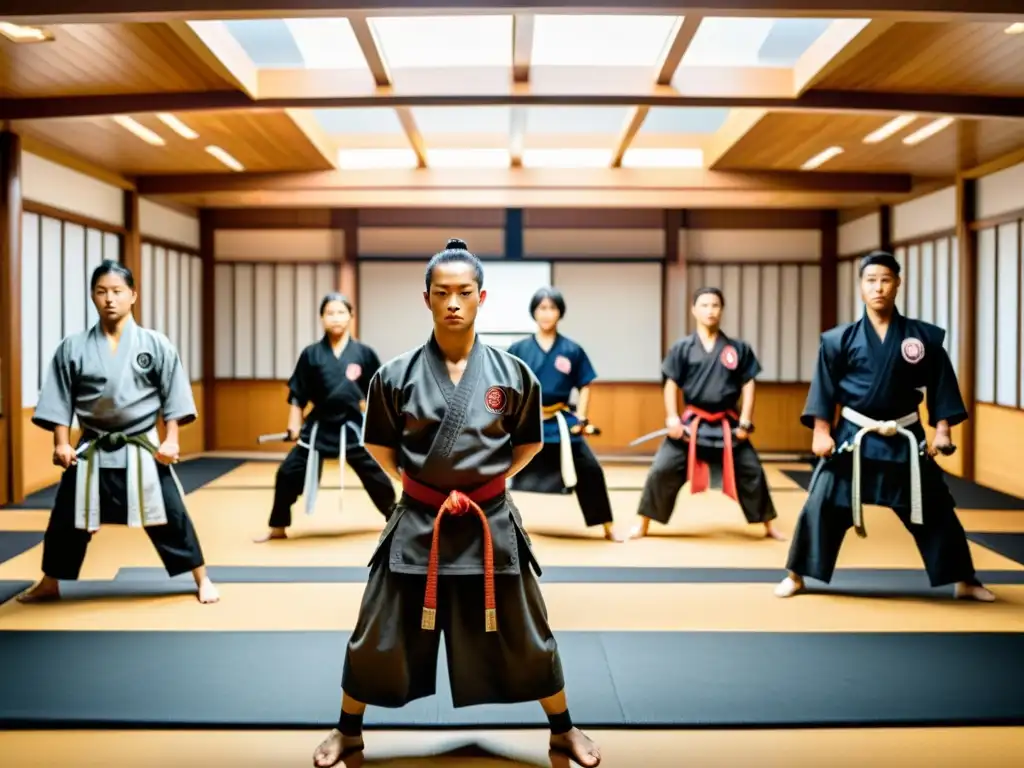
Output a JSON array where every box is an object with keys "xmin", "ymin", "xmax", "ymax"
[
  {"xmin": 17, "ymin": 577, "xmax": 60, "ymax": 603},
  {"xmin": 254, "ymin": 527, "xmax": 288, "ymax": 543},
  {"xmin": 603, "ymin": 524, "xmax": 626, "ymax": 543},
  {"xmin": 764, "ymin": 524, "xmax": 787, "ymax": 541},
  {"xmin": 550, "ymin": 727, "xmax": 601, "ymax": 767},
  {"xmin": 627, "ymin": 517, "xmax": 650, "ymax": 540},
  {"xmin": 774, "ymin": 574, "xmax": 804, "ymax": 598},
  {"xmin": 197, "ymin": 578, "xmax": 220, "ymax": 604},
  {"xmin": 312, "ymin": 729, "xmax": 365, "ymax": 767},
  {"xmin": 954, "ymin": 582, "xmax": 996, "ymax": 602}
]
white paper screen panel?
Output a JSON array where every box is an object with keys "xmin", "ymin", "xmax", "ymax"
[
  {"xmin": 214, "ymin": 261, "xmax": 339, "ymax": 379},
  {"xmin": 20, "ymin": 211, "xmax": 122, "ymax": 408},
  {"xmin": 975, "ymin": 227, "xmax": 997, "ymax": 404},
  {"xmin": 553, "ymin": 261, "xmax": 662, "ymax": 382},
  {"xmin": 686, "ymin": 262, "xmax": 820, "ymax": 383},
  {"xmin": 995, "ymin": 223, "xmax": 1020, "ymax": 407},
  {"xmin": 144, "ymin": 242, "xmax": 203, "ymax": 381}
]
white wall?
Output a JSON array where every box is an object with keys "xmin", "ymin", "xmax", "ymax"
[
  {"xmin": 139, "ymin": 199, "xmax": 200, "ymax": 250},
  {"xmin": 892, "ymin": 186, "xmax": 956, "ymax": 242},
  {"xmin": 21, "ymin": 152, "xmax": 124, "ymax": 228},
  {"xmin": 838, "ymin": 212, "xmax": 880, "ymax": 257}
]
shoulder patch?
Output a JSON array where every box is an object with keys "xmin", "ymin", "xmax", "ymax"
[{"xmin": 484, "ymin": 386, "xmax": 507, "ymax": 414}]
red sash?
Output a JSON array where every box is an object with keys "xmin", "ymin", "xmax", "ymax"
[
  {"xmin": 683, "ymin": 406, "xmax": 739, "ymax": 502},
  {"xmin": 400, "ymin": 473, "xmax": 507, "ymax": 634}
]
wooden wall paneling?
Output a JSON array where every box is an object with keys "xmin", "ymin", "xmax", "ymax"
[
  {"xmin": 123, "ymin": 189, "xmax": 141, "ymax": 321},
  {"xmin": 879, "ymin": 205, "xmax": 893, "ymax": 251},
  {"xmin": 0, "ymin": 131, "xmax": 23, "ymax": 504},
  {"xmin": 820, "ymin": 210, "xmax": 838, "ymax": 332},
  {"xmin": 200, "ymin": 210, "xmax": 216, "ymax": 451}
]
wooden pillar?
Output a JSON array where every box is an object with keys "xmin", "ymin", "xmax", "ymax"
[
  {"xmin": 879, "ymin": 205, "xmax": 892, "ymax": 252},
  {"xmin": 335, "ymin": 209, "xmax": 358, "ymax": 337},
  {"xmin": 122, "ymin": 189, "xmax": 141, "ymax": 320},
  {"xmin": 955, "ymin": 177, "xmax": 977, "ymax": 480},
  {"xmin": 820, "ymin": 209, "xmax": 838, "ymax": 332},
  {"xmin": 0, "ymin": 130, "xmax": 23, "ymax": 504},
  {"xmin": 200, "ymin": 210, "xmax": 216, "ymax": 451},
  {"xmin": 662, "ymin": 208, "xmax": 683, "ymax": 355}
]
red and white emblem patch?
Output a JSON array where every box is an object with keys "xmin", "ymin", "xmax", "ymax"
[
  {"xmin": 554, "ymin": 355, "xmax": 572, "ymax": 375},
  {"xmin": 346, "ymin": 363, "xmax": 362, "ymax": 381},
  {"xmin": 484, "ymin": 386, "xmax": 507, "ymax": 414},
  {"xmin": 901, "ymin": 338, "xmax": 925, "ymax": 365},
  {"xmin": 720, "ymin": 345, "xmax": 739, "ymax": 371}
]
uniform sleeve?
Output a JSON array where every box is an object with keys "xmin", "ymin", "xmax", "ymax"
[
  {"xmin": 158, "ymin": 336, "xmax": 197, "ymax": 426},
  {"xmin": 508, "ymin": 362, "xmax": 543, "ymax": 446},
  {"xmin": 573, "ymin": 346, "xmax": 598, "ymax": 388},
  {"xmin": 32, "ymin": 339, "xmax": 75, "ymax": 431},
  {"xmin": 661, "ymin": 341, "xmax": 686, "ymax": 385},
  {"xmin": 361, "ymin": 369, "xmax": 403, "ymax": 448},
  {"xmin": 925, "ymin": 332, "xmax": 968, "ymax": 427},
  {"xmin": 287, "ymin": 349, "xmax": 312, "ymax": 407},
  {"xmin": 800, "ymin": 333, "xmax": 840, "ymax": 428},
  {"xmin": 737, "ymin": 342, "xmax": 762, "ymax": 385}
]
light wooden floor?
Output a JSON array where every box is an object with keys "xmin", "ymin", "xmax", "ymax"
[{"xmin": 2, "ymin": 457, "xmax": 1024, "ymax": 766}]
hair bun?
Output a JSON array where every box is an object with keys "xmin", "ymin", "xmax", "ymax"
[{"xmin": 446, "ymin": 238, "xmax": 468, "ymax": 251}]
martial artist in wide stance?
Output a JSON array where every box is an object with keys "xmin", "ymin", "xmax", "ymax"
[
  {"xmin": 18, "ymin": 261, "xmax": 218, "ymax": 604},
  {"xmin": 630, "ymin": 287, "xmax": 781, "ymax": 540},
  {"xmin": 312, "ymin": 240, "xmax": 601, "ymax": 767},
  {"xmin": 255, "ymin": 293, "xmax": 395, "ymax": 542},
  {"xmin": 507, "ymin": 287, "xmax": 622, "ymax": 542},
  {"xmin": 776, "ymin": 251, "xmax": 995, "ymax": 601}
]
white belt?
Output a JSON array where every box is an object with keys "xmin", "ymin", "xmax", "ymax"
[
  {"xmin": 840, "ymin": 406, "xmax": 922, "ymax": 537},
  {"xmin": 73, "ymin": 426, "xmax": 185, "ymax": 532},
  {"xmin": 298, "ymin": 422, "xmax": 354, "ymax": 515},
  {"xmin": 552, "ymin": 411, "xmax": 578, "ymax": 489}
]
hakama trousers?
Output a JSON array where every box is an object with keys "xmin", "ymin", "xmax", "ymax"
[
  {"xmin": 785, "ymin": 455, "xmax": 979, "ymax": 587},
  {"xmin": 41, "ymin": 464, "xmax": 205, "ymax": 581},
  {"xmin": 509, "ymin": 440, "xmax": 614, "ymax": 527},
  {"xmin": 637, "ymin": 437, "xmax": 778, "ymax": 525},
  {"xmin": 268, "ymin": 443, "xmax": 396, "ymax": 527}
]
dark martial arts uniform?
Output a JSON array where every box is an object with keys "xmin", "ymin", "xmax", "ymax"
[
  {"xmin": 32, "ymin": 319, "xmax": 205, "ymax": 580},
  {"xmin": 269, "ymin": 335, "xmax": 396, "ymax": 526},
  {"xmin": 637, "ymin": 332, "xmax": 778, "ymax": 525},
  {"xmin": 506, "ymin": 334, "xmax": 614, "ymax": 527},
  {"xmin": 785, "ymin": 311, "xmax": 981, "ymax": 586},
  {"xmin": 341, "ymin": 333, "xmax": 565, "ymax": 708}
]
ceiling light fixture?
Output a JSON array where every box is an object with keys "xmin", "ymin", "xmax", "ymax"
[
  {"xmin": 112, "ymin": 115, "xmax": 166, "ymax": 146},
  {"xmin": 0, "ymin": 22, "xmax": 54, "ymax": 43},
  {"xmin": 621, "ymin": 148, "xmax": 704, "ymax": 168},
  {"xmin": 336, "ymin": 148, "xmax": 419, "ymax": 170},
  {"xmin": 801, "ymin": 146, "xmax": 844, "ymax": 170},
  {"xmin": 1004, "ymin": 22, "xmax": 1024, "ymax": 35},
  {"xmin": 863, "ymin": 115, "xmax": 916, "ymax": 144},
  {"xmin": 901, "ymin": 116, "xmax": 954, "ymax": 146},
  {"xmin": 425, "ymin": 148, "xmax": 511, "ymax": 169},
  {"xmin": 206, "ymin": 145, "xmax": 244, "ymax": 171},
  {"xmin": 521, "ymin": 149, "xmax": 614, "ymax": 168},
  {"xmin": 157, "ymin": 113, "xmax": 199, "ymax": 140}
]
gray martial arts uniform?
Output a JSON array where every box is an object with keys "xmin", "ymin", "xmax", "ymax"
[
  {"xmin": 341, "ymin": 333, "xmax": 565, "ymax": 709},
  {"xmin": 32, "ymin": 318, "xmax": 205, "ymax": 580}
]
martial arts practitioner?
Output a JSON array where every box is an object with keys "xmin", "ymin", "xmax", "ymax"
[
  {"xmin": 255, "ymin": 293, "xmax": 396, "ymax": 542},
  {"xmin": 775, "ymin": 251, "xmax": 995, "ymax": 601},
  {"xmin": 507, "ymin": 287, "xmax": 622, "ymax": 542},
  {"xmin": 18, "ymin": 261, "xmax": 218, "ymax": 605},
  {"xmin": 312, "ymin": 240, "xmax": 601, "ymax": 767},
  {"xmin": 630, "ymin": 287, "xmax": 782, "ymax": 540}
]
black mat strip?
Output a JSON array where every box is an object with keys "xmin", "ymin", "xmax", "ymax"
[
  {"xmin": 0, "ymin": 531, "xmax": 43, "ymax": 566},
  {"xmin": 967, "ymin": 533, "xmax": 1024, "ymax": 568},
  {"xmin": 1, "ymin": 458, "xmax": 250, "ymax": 510},
  {"xmin": 113, "ymin": 565, "xmax": 1024, "ymax": 589},
  {"xmin": 1, "ymin": 630, "xmax": 1022, "ymax": 729},
  {"xmin": 781, "ymin": 469, "xmax": 1024, "ymax": 510}
]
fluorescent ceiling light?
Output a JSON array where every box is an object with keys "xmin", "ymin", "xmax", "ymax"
[
  {"xmin": 901, "ymin": 117, "xmax": 954, "ymax": 146},
  {"xmin": 205, "ymin": 145, "xmax": 244, "ymax": 171},
  {"xmin": 0, "ymin": 22, "xmax": 53, "ymax": 43},
  {"xmin": 426, "ymin": 149, "xmax": 511, "ymax": 169},
  {"xmin": 156, "ymin": 113, "xmax": 199, "ymax": 140},
  {"xmin": 801, "ymin": 146, "xmax": 843, "ymax": 170},
  {"xmin": 112, "ymin": 116, "xmax": 165, "ymax": 146},
  {"xmin": 521, "ymin": 149, "xmax": 614, "ymax": 168},
  {"xmin": 1005, "ymin": 22, "xmax": 1024, "ymax": 35},
  {"xmin": 621, "ymin": 148, "xmax": 704, "ymax": 168},
  {"xmin": 337, "ymin": 148, "xmax": 419, "ymax": 169},
  {"xmin": 283, "ymin": 17, "xmax": 368, "ymax": 69},
  {"xmin": 863, "ymin": 115, "xmax": 916, "ymax": 144}
]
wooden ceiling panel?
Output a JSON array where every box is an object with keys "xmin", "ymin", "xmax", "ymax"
[
  {"xmin": 715, "ymin": 112, "xmax": 1024, "ymax": 176},
  {"xmin": 813, "ymin": 22, "xmax": 1024, "ymax": 96},
  {"xmin": 0, "ymin": 23, "xmax": 233, "ymax": 97},
  {"xmin": 12, "ymin": 110, "xmax": 334, "ymax": 175}
]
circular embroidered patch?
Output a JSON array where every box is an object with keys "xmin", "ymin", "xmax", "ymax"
[
  {"xmin": 346, "ymin": 363, "xmax": 362, "ymax": 381},
  {"xmin": 554, "ymin": 355, "xmax": 572, "ymax": 374},
  {"xmin": 719, "ymin": 345, "xmax": 738, "ymax": 371},
  {"xmin": 901, "ymin": 337, "xmax": 925, "ymax": 364},
  {"xmin": 135, "ymin": 352, "xmax": 153, "ymax": 370},
  {"xmin": 484, "ymin": 386, "xmax": 507, "ymax": 414}
]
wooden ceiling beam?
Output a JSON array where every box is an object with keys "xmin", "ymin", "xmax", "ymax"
[
  {"xmin": 6, "ymin": 88, "xmax": 1022, "ymax": 121},
  {"xmin": 6, "ymin": 1, "xmax": 1023, "ymax": 24}
]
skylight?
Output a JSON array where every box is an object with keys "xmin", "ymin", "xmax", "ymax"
[
  {"xmin": 640, "ymin": 108, "xmax": 732, "ymax": 135},
  {"xmin": 522, "ymin": 149, "xmax": 614, "ymax": 168},
  {"xmin": 525, "ymin": 107, "xmax": 634, "ymax": 135},
  {"xmin": 531, "ymin": 14, "xmax": 682, "ymax": 67},
  {"xmin": 621, "ymin": 148, "xmax": 704, "ymax": 168},
  {"xmin": 426, "ymin": 149, "xmax": 511, "ymax": 168},
  {"xmin": 312, "ymin": 108, "xmax": 407, "ymax": 136},
  {"xmin": 410, "ymin": 107, "xmax": 512, "ymax": 137},
  {"xmin": 337, "ymin": 148, "xmax": 419, "ymax": 169},
  {"xmin": 369, "ymin": 15, "xmax": 513, "ymax": 69},
  {"xmin": 681, "ymin": 17, "xmax": 834, "ymax": 68},
  {"xmin": 282, "ymin": 18, "xmax": 368, "ymax": 69}
]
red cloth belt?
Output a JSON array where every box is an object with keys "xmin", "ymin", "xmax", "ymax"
[
  {"xmin": 400, "ymin": 473, "xmax": 507, "ymax": 634},
  {"xmin": 683, "ymin": 406, "xmax": 738, "ymax": 502}
]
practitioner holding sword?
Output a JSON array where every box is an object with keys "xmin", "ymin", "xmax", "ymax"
[
  {"xmin": 254, "ymin": 293, "xmax": 396, "ymax": 543},
  {"xmin": 629, "ymin": 287, "xmax": 782, "ymax": 540}
]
